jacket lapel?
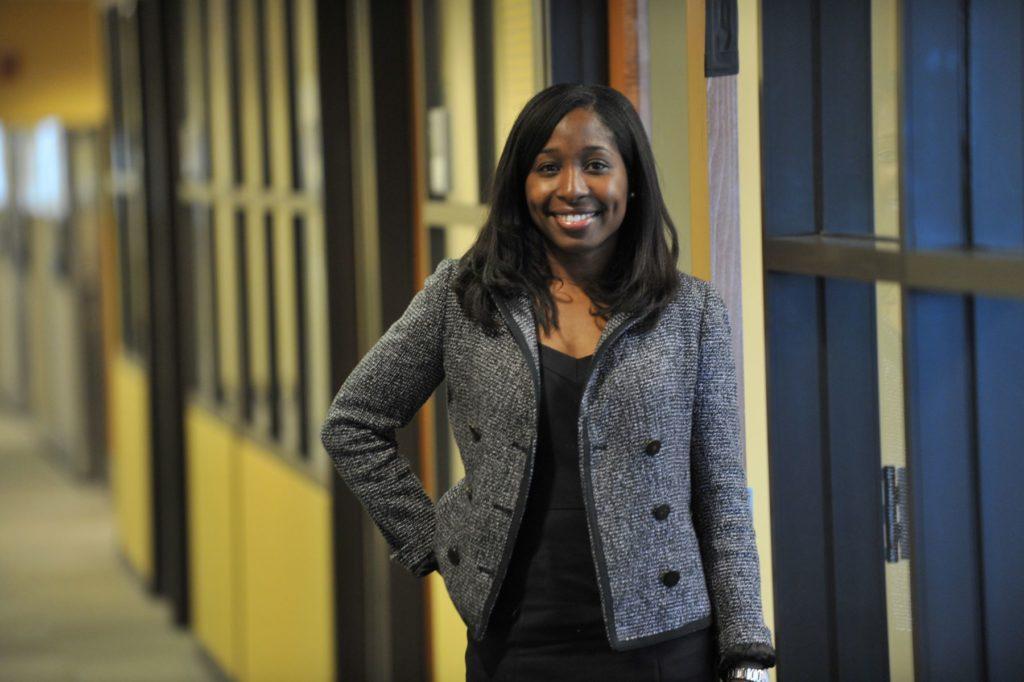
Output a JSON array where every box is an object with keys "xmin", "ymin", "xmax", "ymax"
[
  {"xmin": 594, "ymin": 309, "xmax": 635, "ymax": 351},
  {"xmin": 496, "ymin": 289, "xmax": 540, "ymax": 371},
  {"xmin": 494, "ymin": 288, "xmax": 637, "ymax": 364}
]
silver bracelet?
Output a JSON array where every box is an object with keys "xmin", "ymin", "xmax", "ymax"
[{"xmin": 726, "ymin": 667, "xmax": 769, "ymax": 682}]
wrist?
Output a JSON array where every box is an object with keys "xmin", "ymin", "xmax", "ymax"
[{"xmin": 718, "ymin": 642, "xmax": 776, "ymax": 679}]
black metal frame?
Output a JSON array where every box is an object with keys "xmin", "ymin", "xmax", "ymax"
[
  {"xmin": 137, "ymin": 0, "xmax": 191, "ymax": 625},
  {"xmin": 317, "ymin": 0, "xmax": 380, "ymax": 679},
  {"xmin": 370, "ymin": 0, "xmax": 430, "ymax": 677},
  {"xmin": 548, "ymin": 0, "xmax": 609, "ymax": 86}
]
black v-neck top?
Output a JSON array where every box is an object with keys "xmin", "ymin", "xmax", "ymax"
[
  {"xmin": 469, "ymin": 344, "xmax": 714, "ymax": 680},
  {"xmin": 529, "ymin": 344, "xmax": 594, "ymax": 512},
  {"xmin": 488, "ymin": 343, "xmax": 602, "ymax": 635}
]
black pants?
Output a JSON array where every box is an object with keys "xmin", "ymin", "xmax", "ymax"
[{"xmin": 465, "ymin": 611, "xmax": 717, "ymax": 682}]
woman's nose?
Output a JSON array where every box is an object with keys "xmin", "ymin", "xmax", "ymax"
[{"xmin": 556, "ymin": 166, "xmax": 588, "ymax": 199}]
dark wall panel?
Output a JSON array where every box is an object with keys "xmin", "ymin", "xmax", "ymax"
[
  {"xmin": 973, "ymin": 296, "xmax": 1024, "ymax": 680},
  {"xmin": 548, "ymin": 0, "xmax": 608, "ymax": 86},
  {"xmin": 316, "ymin": 0, "xmax": 365, "ymax": 679},
  {"xmin": 822, "ymin": 279, "xmax": 888, "ymax": 679},
  {"xmin": 905, "ymin": 292, "xmax": 985, "ymax": 679},
  {"xmin": 369, "ymin": 0, "xmax": 429, "ymax": 678},
  {"xmin": 761, "ymin": 0, "xmax": 816, "ymax": 236},
  {"xmin": 819, "ymin": 0, "xmax": 873, "ymax": 235},
  {"xmin": 765, "ymin": 273, "xmax": 833, "ymax": 680}
]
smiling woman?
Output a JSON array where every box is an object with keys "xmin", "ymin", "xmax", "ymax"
[{"xmin": 323, "ymin": 83, "xmax": 776, "ymax": 682}]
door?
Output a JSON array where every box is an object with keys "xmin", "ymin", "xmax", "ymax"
[{"xmin": 761, "ymin": 1, "xmax": 1024, "ymax": 680}]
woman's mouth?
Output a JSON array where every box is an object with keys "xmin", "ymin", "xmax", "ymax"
[{"xmin": 551, "ymin": 211, "xmax": 600, "ymax": 229}]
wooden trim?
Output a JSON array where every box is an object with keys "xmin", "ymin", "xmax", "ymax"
[
  {"xmin": 608, "ymin": 0, "xmax": 640, "ymax": 107},
  {"xmin": 764, "ymin": 235, "xmax": 1024, "ymax": 299},
  {"xmin": 408, "ymin": 3, "xmax": 437, "ymax": 675},
  {"xmin": 410, "ymin": 0, "xmax": 433, "ymax": 493},
  {"xmin": 608, "ymin": 0, "xmax": 651, "ymax": 134}
]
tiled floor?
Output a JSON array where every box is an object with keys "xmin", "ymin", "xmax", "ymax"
[{"xmin": 0, "ymin": 406, "xmax": 218, "ymax": 682}]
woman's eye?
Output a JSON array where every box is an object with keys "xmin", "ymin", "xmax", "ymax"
[
  {"xmin": 536, "ymin": 163, "xmax": 558, "ymax": 173},
  {"xmin": 586, "ymin": 160, "xmax": 610, "ymax": 171}
]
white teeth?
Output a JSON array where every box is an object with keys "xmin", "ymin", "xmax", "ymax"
[{"xmin": 555, "ymin": 212, "xmax": 597, "ymax": 224}]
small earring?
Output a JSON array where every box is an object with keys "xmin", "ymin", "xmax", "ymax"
[{"xmin": 629, "ymin": 191, "xmax": 636, "ymax": 199}]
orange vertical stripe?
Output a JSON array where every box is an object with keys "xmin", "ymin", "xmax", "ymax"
[
  {"xmin": 409, "ymin": 0, "xmax": 437, "ymax": 673},
  {"xmin": 608, "ymin": 0, "xmax": 641, "ymax": 110}
]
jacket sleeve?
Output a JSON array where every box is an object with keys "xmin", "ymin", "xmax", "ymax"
[
  {"xmin": 690, "ymin": 281, "xmax": 777, "ymax": 676},
  {"xmin": 319, "ymin": 258, "xmax": 456, "ymax": 577}
]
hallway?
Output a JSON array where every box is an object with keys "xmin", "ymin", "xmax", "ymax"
[{"xmin": 0, "ymin": 406, "xmax": 217, "ymax": 682}]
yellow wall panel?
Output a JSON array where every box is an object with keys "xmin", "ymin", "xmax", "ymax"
[
  {"xmin": 239, "ymin": 441, "xmax": 334, "ymax": 682},
  {"xmin": 441, "ymin": 0, "xmax": 479, "ymax": 204},
  {"xmin": 0, "ymin": 0, "xmax": 107, "ymax": 126},
  {"xmin": 110, "ymin": 354, "xmax": 153, "ymax": 580},
  {"xmin": 185, "ymin": 404, "xmax": 243, "ymax": 677},
  {"xmin": 737, "ymin": 0, "xmax": 776, "ymax": 646},
  {"xmin": 492, "ymin": 0, "xmax": 537, "ymax": 156},
  {"xmin": 428, "ymin": 572, "xmax": 467, "ymax": 682}
]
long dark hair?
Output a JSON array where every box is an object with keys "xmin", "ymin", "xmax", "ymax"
[{"xmin": 452, "ymin": 83, "xmax": 680, "ymax": 335}]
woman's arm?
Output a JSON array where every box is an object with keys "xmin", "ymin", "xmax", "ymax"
[
  {"xmin": 690, "ymin": 281, "xmax": 777, "ymax": 677},
  {"xmin": 320, "ymin": 258, "xmax": 457, "ymax": 577}
]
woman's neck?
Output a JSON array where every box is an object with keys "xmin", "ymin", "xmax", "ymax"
[{"xmin": 544, "ymin": 239, "xmax": 616, "ymax": 289}]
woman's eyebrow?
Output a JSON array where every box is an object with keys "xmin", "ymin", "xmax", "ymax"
[{"xmin": 538, "ymin": 144, "xmax": 611, "ymax": 156}]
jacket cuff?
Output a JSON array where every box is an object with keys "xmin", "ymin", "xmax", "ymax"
[
  {"xmin": 717, "ymin": 642, "xmax": 777, "ymax": 679},
  {"xmin": 388, "ymin": 536, "xmax": 437, "ymax": 577},
  {"xmin": 408, "ymin": 552, "xmax": 438, "ymax": 577}
]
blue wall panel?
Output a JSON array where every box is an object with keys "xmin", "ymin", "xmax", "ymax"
[
  {"xmin": 969, "ymin": 1, "xmax": 1024, "ymax": 250},
  {"xmin": 973, "ymin": 296, "xmax": 1024, "ymax": 680},
  {"xmin": 902, "ymin": 0, "xmax": 968, "ymax": 249},
  {"xmin": 906, "ymin": 292, "xmax": 985, "ymax": 679}
]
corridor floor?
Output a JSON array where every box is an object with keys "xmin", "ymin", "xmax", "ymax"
[{"xmin": 0, "ymin": 406, "xmax": 217, "ymax": 681}]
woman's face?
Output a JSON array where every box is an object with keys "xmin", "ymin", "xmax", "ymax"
[{"xmin": 524, "ymin": 107, "xmax": 629, "ymax": 260}]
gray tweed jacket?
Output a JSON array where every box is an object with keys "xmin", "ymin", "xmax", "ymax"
[{"xmin": 320, "ymin": 257, "xmax": 775, "ymax": 668}]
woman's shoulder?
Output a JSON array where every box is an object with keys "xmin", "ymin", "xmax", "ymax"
[
  {"xmin": 434, "ymin": 257, "xmax": 461, "ymax": 276},
  {"xmin": 423, "ymin": 257, "xmax": 461, "ymax": 290},
  {"xmin": 675, "ymin": 269, "xmax": 706, "ymax": 291},
  {"xmin": 669, "ymin": 270, "xmax": 712, "ymax": 316}
]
